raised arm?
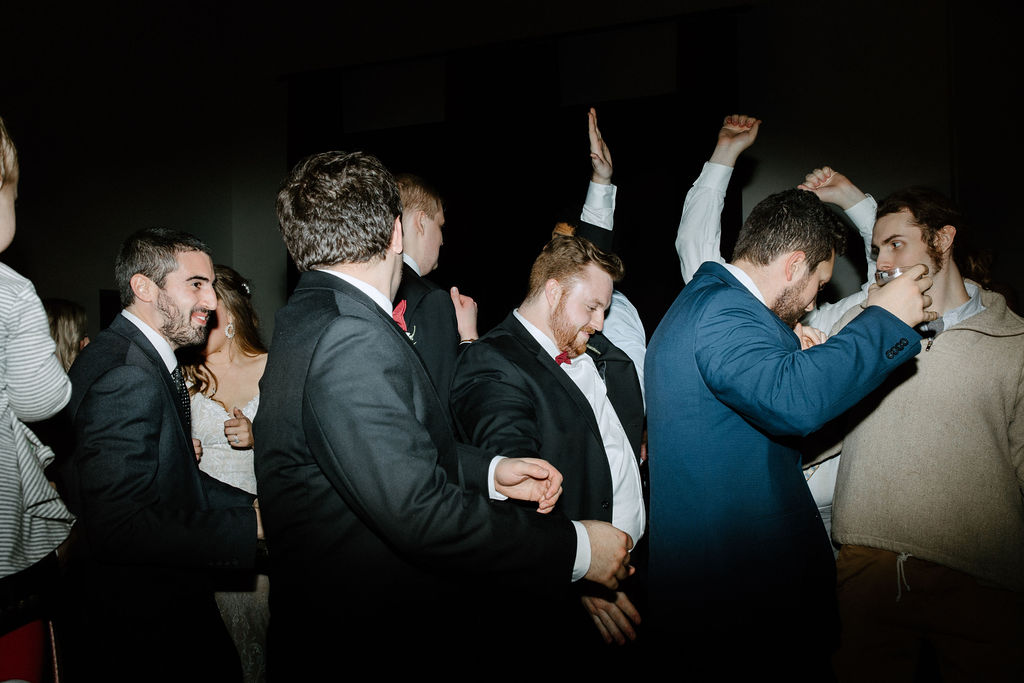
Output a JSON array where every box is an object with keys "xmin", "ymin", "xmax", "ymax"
[
  {"xmin": 797, "ymin": 166, "xmax": 877, "ymax": 332},
  {"xmin": 676, "ymin": 115, "xmax": 761, "ymax": 283},
  {"xmin": 580, "ymin": 107, "xmax": 617, "ymax": 233}
]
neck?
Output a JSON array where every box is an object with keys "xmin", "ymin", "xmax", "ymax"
[
  {"xmin": 730, "ymin": 258, "xmax": 776, "ymax": 302},
  {"xmin": 517, "ymin": 298, "xmax": 556, "ymax": 345},
  {"xmin": 928, "ymin": 260, "xmax": 970, "ymax": 315},
  {"xmin": 324, "ymin": 255, "xmax": 401, "ymax": 301}
]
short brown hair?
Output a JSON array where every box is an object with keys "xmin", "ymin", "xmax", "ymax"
[
  {"xmin": 276, "ymin": 151, "xmax": 402, "ymax": 271},
  {"xmin": 525, "ymin": 235, "xmax": 624, "ymax": 302},
  {"xmin": 395, "ymin": 173, "xmax": 442, "ymax": 219}
]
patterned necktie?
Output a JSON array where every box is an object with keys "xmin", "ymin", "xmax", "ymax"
[
  {"xmin": 555, "ymin": 351, "xmax": 571, "ymax": 366},
  {"xmin": 172, "ymin": 366, "xmax": 192, "ymax": 434},
  {"xmin": 392, "ymin": 299, "xmax": 408, "ymax": 332}
]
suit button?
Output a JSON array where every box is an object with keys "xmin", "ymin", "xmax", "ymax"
[{"xmin": 601, "ymin": 501, "xmax": 610, "ymax": 510}]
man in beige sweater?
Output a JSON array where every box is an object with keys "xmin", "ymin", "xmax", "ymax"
[{"xmin": 825, "ymin": 184, "xmax": 1024, "ymax": 681}]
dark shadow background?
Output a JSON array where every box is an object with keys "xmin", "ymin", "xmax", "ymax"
[{"xmin": 2, "ymin": 0, "xmax": 1021, "ymax": 338}]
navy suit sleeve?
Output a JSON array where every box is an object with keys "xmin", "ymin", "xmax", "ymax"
[
  {"xmin": 70, "ymin": 364, "xmax": 256, "ymax": 568},
  {"xmin": 695, "ymin": 295, "xmax": 920, "ymax": 437}
]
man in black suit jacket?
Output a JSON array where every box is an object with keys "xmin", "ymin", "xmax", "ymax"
[
  {"xmin": 255, "ymin": 151, "xmax": 634, "ymax": 675},
  {"xmin": 392, "ymin": 173, "xmax": 477, "ymax": 408},
  {"xmin": 54, "ymin": 228, "xmax": 260, "ymax": 682},
  {"xmin": 450, "ymin": 235, "xmax": 647, "ymax": 650}
]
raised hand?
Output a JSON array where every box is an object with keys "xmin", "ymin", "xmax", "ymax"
[
  {"xmin": 450, "ymin": 286, "xmax": 478, "ymax": 342},
  {"xmin": 588, "ymin": 107, "xmax": 613, "ymax": 184},
  {"xmin": 709, "ymin": 114, "xmax": 761, "ymax": 167},
  {"xmin": 797, "ymin": 166, "xmax": 867, "ymax": 211}
]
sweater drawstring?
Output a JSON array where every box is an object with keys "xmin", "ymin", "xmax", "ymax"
[{"xmin": 895, "ymin": 552, "xmax": 912, "ymax": 601}]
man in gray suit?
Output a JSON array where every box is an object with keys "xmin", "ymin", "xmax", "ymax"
[{"xmin": 54, "ymin": 228, "xmax": 260, "ymax": 682}]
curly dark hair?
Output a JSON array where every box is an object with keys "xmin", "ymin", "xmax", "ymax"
[
  {"xmin": 276, "ymin": 151, "xmax": 402, "ymax": 271},
  {"xmin": 732, "ymin": 189, "xmax": 847, "ymax": 273}
]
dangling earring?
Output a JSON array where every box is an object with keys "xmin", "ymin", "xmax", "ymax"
[{"xmin": 225, "ymin": 322, "xmax": 235, "ymax": 339}]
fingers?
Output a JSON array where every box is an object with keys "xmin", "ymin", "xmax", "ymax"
[
  {"xmin": 588, "ymin": 107, "xmax": 601, "ymax": 148},
  {"xmin": 800, "ymin": 166, "xmax": 834, "ymax": 189},
  {"xmin": 722, "ymin": 114, "xmax": 759, "ymax": 129}
]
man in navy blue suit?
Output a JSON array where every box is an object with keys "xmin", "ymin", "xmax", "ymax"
[{"xmin": 645, "ymin": 189, "xmax": 937, "ymax": 676}]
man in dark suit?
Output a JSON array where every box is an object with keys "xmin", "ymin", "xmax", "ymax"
[
  {"xmin": 450, "ymin": 235, "xmax": 646, "ymax": 649},
  {"xmin": 392, "ymin": 173, "xmax": 476, "ymax": 408},
  {"xmin": 54, "ymin": 228, "xmax": 260, "ymax": 682},
  {"xmin": 644, "ymin": 189, "xmax": 938, "ymax": 676},
  {"xmin": 254, "ymin": 151, "xmax": 634, "ymax": 676}
]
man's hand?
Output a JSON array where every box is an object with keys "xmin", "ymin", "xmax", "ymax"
[
  {"xmin": 192, "ymin": 438, "xmax": 203, "ymax": 463},
  {"xmin": 581, "ymin": 591, "xmax": 642, "ymax": 645},
  {"xmin": 224, "ymin": 408, "xmax": 254, "ymax": 449},
  {"xmin": 797, "ymin": 166, "xmax": 867, "ymax": 211},
  {"xmin": 794, "ymin": 322, "xmax": 827, "ymax": 349},
  {"xmin": 494, "ymin": 457, "xmax": 563, "ymax": 513},
  {"xmin": 588, "ymin": 107, "xmax": 613, "ymax": 184},
  {"xmin": 582, "ymin": 520, "xmax": 633, "ymax": 590},
  {"xmin": 450, "ymin": 286, "xmax": 478, "ymax": 342},
  {"xmin": 708, "ymin": 114, "xmax": 760, "ymax": 167},
  {"xmin": 866, "ymin": 263, "xmax": 938, "ymax": 327}
]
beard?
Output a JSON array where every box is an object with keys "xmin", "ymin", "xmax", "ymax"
[
  {"xmin": 771, "ymin": 274, "xmax": 811, "ymax": 329},
  {"xmin": 157, "ymin": 290, "xmax": 211, "ymax": 348},
  {"xmin": 550, "ymin": 298, "xmax": 594, "ymax": 359}
]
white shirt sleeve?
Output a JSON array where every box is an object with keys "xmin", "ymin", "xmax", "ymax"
[
  {"xmin": 803, "ymin": 194, "xmax": 877, "ymax": 332},
  {"xmin": 675, "ymin": 162, "xmax": 732, "ymax": 283},
  {"xmin": 580, "ymin": 182, "xmax": 617, "ymax": 230}
]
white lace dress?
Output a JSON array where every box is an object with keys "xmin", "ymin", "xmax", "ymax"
[{"xmin": 190, "ymin": 392, "xmax": 268, "ymax": 683}]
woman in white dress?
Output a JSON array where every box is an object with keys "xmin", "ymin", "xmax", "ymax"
[{"xmin": 181, "ymin": 264, "xmax": 268, "ymax": 683}]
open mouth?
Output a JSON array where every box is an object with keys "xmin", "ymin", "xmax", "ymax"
[{"xmin": 192, "ymin": 311, "xmax": 210, "ymax": 326}]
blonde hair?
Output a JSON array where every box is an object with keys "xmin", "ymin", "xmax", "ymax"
[
  {"xmin": 0, "ymin": 116, "xmax": 18, "ymax": 187},
  {"xmin": 43, "ymin": 298, "xmax": 88, "ymax": 371}
]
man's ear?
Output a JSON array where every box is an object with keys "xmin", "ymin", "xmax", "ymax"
[
  {"xmin": 130, "ymin": 273, "xmax": 157, "ymax": 304},
  {"xmin": 544, "ymin": 278, "xmax": 563, "ymax": 309},
  {"xmin": 783, "ymin": 251, "xmax": 807, "ymax": 283},
  {"xmin": 390, "ymin": 216, "xmax": 403, "ymax": 254},
  {"xmin": 936, "ymin": 224, "xmax": 957, "ymax": 256}
]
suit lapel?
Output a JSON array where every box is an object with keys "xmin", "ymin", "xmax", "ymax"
[
  {"xmin": 109, "ymin": 315, "xmax": 194, "ymax": 446},
  {"xmin": 502, "ymin": 314, "xmax": 606, "ymax": 449}
]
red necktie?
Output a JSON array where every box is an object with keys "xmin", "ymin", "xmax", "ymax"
[
  {"xmin": 392, "ymin": 299, "xmax": 408, "ymax": 332},
  {"xmin": 555, "ymin": 351, "xmax": 571, "ymax": 366}
]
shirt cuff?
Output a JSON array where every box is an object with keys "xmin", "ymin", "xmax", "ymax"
[
  {"xmin": 583, "ymin": 181, "xmax": 616, "ymax": 211},
  {"xmin": 695, "ymin": 162, "xmax": 734, "ymax": 191},
  {"xmin": 487, "ymin": 456, "xmax": 508, "ymax": 500},
  {"xmin": 571, "ymin": 520, "xmax": 590, "ymax": 582},
  {"xmin": 845, "ymin": 194, "xmax": 878, "ymax": 234}
]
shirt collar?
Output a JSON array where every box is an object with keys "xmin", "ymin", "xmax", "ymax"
[
  {"xmin": 316, "ymin": 268, "xmax": 394, "ymax": 316},
  {"xmin": 120, "ymin": 309, "xmax": 178, "ymax": 373},
  {"xmin": 513, "ymin": 309, "xmax": 562, "ymax": 360},
  {"xmin": 402, "ymin": 253, "xmax": 422, "ymax": 276},
  {"xmin": 941, "ymin": 281, "xmax": 985, "ymax": 329}
]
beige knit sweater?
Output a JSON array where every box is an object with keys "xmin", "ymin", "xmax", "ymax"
[{"xmin": 830, "ymin": 285, "xmax": 1024, "ymax": 592}]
